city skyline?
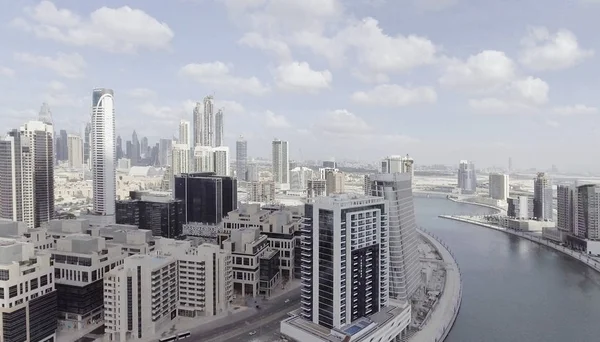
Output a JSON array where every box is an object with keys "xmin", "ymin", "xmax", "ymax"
[{"xmin": 1, "ymin": 1, "xmax": 600, "ymax": 170}]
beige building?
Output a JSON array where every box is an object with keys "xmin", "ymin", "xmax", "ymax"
[
  {"xmin": 67, "ymin": 134, "xmax": 84, "ymax": 169},
  {"xmin": 325, "ymin": 170, "xmax": 345, "ymax": 195},
  {"xmin": 248, "ymin": 181, "xmax": 276, "ymax": 203}
]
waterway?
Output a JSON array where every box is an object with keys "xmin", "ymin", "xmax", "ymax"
[{"xmin": 415, "ymin": 197, "xmax": 600, "ymax": 342}]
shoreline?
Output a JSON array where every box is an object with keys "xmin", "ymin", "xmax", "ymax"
[
  {"xmin": 446, "ymin": 197, "xmax": 505, "ymax": 214},
  {"xmin": 439, "ymin": 215, "xmax": 600, "ymax": 273},
  {"xmin": 410, "ymin": 229, "xmax": 462, "ymax": 342}
]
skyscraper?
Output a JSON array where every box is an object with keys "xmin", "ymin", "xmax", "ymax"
[
  {"xmin": 202, "ymin": 96, "xmax": 214, "ymax": 147},
  {"xmin": 557, "ymin": 184, "xmax": 575, "ymax": 233},
  {"xmin": 131, "ymin": 130, "xmax": 140, "ymax": 166},
  {"xmin": 575, "ymin": 184, "xmax": 600, "ymax": 239},
  {"xmin": 56, "ymin": 129, "xmax": 68, "ymax": 161},
  {"xmin": 91, "ymin": 88, "xmax": 116, "ymax": 217},
  {"xmin": 174, "ymin": 173, "xmax": 237, "ymax": 224},
  {"xmin": 236, "ymin": 136, "xmax": 247, "ymax": 181},
  {"xmin": 171, "ymin": 144, "xmax": 190, "ymax": 179},
  {"xmin": 213, "ymin": 146, "xmax": 230, "ymax": 176},
  {"xmin": 367, "ymin": 172, "xmax": 420, "ymax": 301},
  {"xmin": 272, "ymin": 139, "xmax": 289, "ymax": 188},
  {"xmin": 458, "ymin": 160, "xmax": 477, "ymax": 194},
  {"xmin": 489, "ymin": 173, "xmax": 509, "ymax": 201},
  {"xmin": 158, "ymin": 139, "xmax": 172, "ymax": 166},
  {"xmin": 215, "ymin": 109, "xmax": 224, "ymax": 147},
  {"xmin": 533, "ymin": 172, "xmax": 553, "ymax": 221},
  {"xmin": 0, "ymin": 129, "xmax": 25, "ymax": 223},
  {"xmin": 193, "ymin": 146, "xmax": 214, "ymax": 173},
  {"xmin": 67, "ymin": 134, "xmax": 83, "ymax": 168},
  {"xmin": 84, "ymin": 122, "xmax": 91, "ymax": 166},
  {"xmin": 179, "ymin": 119, "xmax": 191, "ymax": 146},
  {"xmin": 193, "ymin": 102, "xmax": 203, "ymax": 147},
  {"xmin": 116, "ymin": 135, "xmax": 123, "ymax": 160},
  {"xmin": 140, "ymin": 136, "xmax": 148, "ymax": 158}
]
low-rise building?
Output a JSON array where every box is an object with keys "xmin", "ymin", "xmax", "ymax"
[
  {"xmin": 90, "ymin": 224, "xmax": 156, "ymax": 256},
  {"xmin": 0, "ymin": 238, "xmax": 57, "ymax": 342}
]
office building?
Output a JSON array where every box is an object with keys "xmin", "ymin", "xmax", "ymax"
[
  {"xmin": 236, "ymin": 136, "xmax": 248, "ymax": 181},
  {"xmin": 0, "ymin": 130, "xmax": 26, "ymax": 224},
  {"xmin": 56, "ymin": 129, "xmax": 68, "ymax": 162},
  {"xmin": 68, "ymin": 134, "xmax": 84, "ymax": 168},
  {"xmin": 179, "ymin": 120, "xmax": 191, "ymax": 146},
  {"xmin": 272, "ymin": 139, "xmax": 289, "ymax": 189},
  {"xmin": 367, "ymin": 173, "xmax": 420, "ymax": 301},
  {"xmin": 458, "ymin": 160, "xmax": 477, "ymax": 194},
  {"xmin": 116, "ymin": 135, "xmax": 123, "ymax": 160},
  {"xmin": 213, "ymin": 146, "xmax": 230, "ymax": 176},
  {"xmin": 489, "ymin": 173, "xmax": 509, "ymax": 201},
  {"xmin": 140, "ymin": 136, "xmax": 148, "ymax": 159},
  {"xmin": 248, "ymin": 181, "xmax": 276, "ymax": 203},
  {"xmin": 246, "ymin": 163, "xmax": 259, "ymax": 182},
  {"xmin": 307, "ymin": 179, "xmax": 327, "ymax": 199},
  {"xmin": 533, "ymin": 172, "xmax": 553, "ymax": 221},
  {"xmin": 282, "ymin": 194, "xmax": 411, "ymax": 342},
  {"xmin": 203, "ymin": 96, "xmax": 215, "ymax": 147},
  {"xmin": 88, "ymin": 224, "xmax": 156, "ymax": 256},
  {"xmin": 104, "ymin": 254, "xmax": 178, "ymax": 342},
  {"xmin": 52, "ymin": 235, "xmax": 125, "ymax": 330},
  {"xmin": 84, "ymin": 122, "xmax": 91, "ymax": 166},
  {"xmin": 507, "ymin": 196, "xmax": 534, "ymax": 219},
  {"xmin": 290, "ymin": 167, "xmax": 314, "ymax": 191},
  {"xmin": 0, "ymin": 239, "xmax": 58, "ymax": 342},
  {"xmin": 575, "ymin": 184, "xmax": 600, "ymax": 240},
  {"xmin": 125, "ymin": 140, "xmax": 132, "ymax": 160},
  {"xmin": 158, "ymin": 139, "xmax": 172, "ymax": 167},
  {"xmin": 325, "ymin": 169, "xmax": 345, "ymax": 195},
  {"xmin": 215, "ymin": 109, "xmax": 224, "ymax": 147},
  {"xmin": 116, "ymin": 192, "xmax": 185, "ymax": 238},
  {"xmin": 193, "ymin": 146, "xmax": 214, "ymax": 173},
  {"xmin": 221, "ymin": 203, "xmax": 301, "ymax": 279},
  {"xmin": 91, "ymin": 88, "xmax": 117, "ymax": 217},
  {"xmin": 557, "ymin": 184, "xmax": 575, "ymax": 233},
  {"xmin": 381, "ymin": 155, "xmax": 403, "ymax": 174},
  {"xmin": 322, "ymin": 160, "xmax": 336, "ymax": 169},
  {"xmin": 174, "ymin": 173, "xmax": 237, "ymax": 225},
  {"xmin": 171, "ymin": 143, "xmax": 190, "ymax": 178}
]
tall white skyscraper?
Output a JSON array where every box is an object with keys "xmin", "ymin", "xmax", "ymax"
[
  {"xmin": 236, "ymin": 136, "xmax": 247, "ymax": 181},
  {"xmin": 213, "ymin": 146, "xmax": 230, "ymax": 176},
  {"xmin": 179, "ymin": 119, "xmax": 191, "ymax": 146},
  {"xmin": 202, "ymin": 95, "xmax": 214, "ymax": 147},
  {"xmin": 67, "ymin": 134, "xmax": 83, "ymax": 168},
  {"xmin": 0, "ymin": 130, "xmax": 25, "ymax": 223},
  {"xmin": 215, "ymin": 109, "xmax": 224, "ymax": 147},
  {"xmin": 193, "ymin": 146, "xmax": 214, "ymax": 173},
  {"xmin": 171, "ymin": 144, "xmax": 190, "ymax": 177},
  {"xmin": 489, "ymin": 173, "xmax": 509, "ymax": 201},
  {"xmin": 272, "ymin": 139, "xmax": 289, "ymax": 188},
  {"xmin": 91, "ymin": 88, "xmax": 116, "ymax": 217},
  {"xmin": 193, "ymin": 102, "xmax": 203, "ymax": 147}
]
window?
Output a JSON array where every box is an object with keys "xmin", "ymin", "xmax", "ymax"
[
  {"xmin": 30, "ymin": 278, "xmax": 38, "ymax": 290},
  {"xmin": 55, "ymin": 268, "xmax": 61, "ymax": 279},
  {"xmin": 0, "ymin": 269, "xmax": 9, "ymax": 281},
  {"xmin": 82, "ymin": 272, "xmax": 88, "ymax": 282},
  {"xmin": 9, "ymin": 285, "xmax": 17, "ymax": 298},
  {"xmin": 40, "ymin": 275, "xmax": 48, "ymax": 287}
]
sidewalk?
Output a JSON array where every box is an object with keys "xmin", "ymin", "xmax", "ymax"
[
  {"xmin": 411, "ymin": 231, "xmax": 462, "ymax": 342},
  {"xmin": 57, "ymin": 322, "xmax": 103, "ymax": 342}
]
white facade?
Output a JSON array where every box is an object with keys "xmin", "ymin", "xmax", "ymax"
[
  {"xmin": 489, "ymin": 173, "xmax": 509, "ymax": 201},
  {"xmin": 193, "ymin": 146, "xmax": 214, "ymax": 173},
  {"xmin": 68, "ymin": 134, "xmax": 84, "ymax": 169},
  {"xmin": 290, "ymin": 166, "xmax": 314, "ymax": 190},
  {"xmin": 171, "ymin": 144, "xmax": 190, "ymax": 177},
  {"xmin": 213, "ymin": 146, "xmax": 230, "ymax": 176},
  {"xmin": 91, "ymin": 88, "xmax": 116, "ymax": 217},
  {"xmin": 104, "ymin": 254, "xmax": 178, "ymax": 342},
  {"xmin": 178, "ymin": 120, "xmax": 191, "ymax": 146},
  {"xmin": 272, "ymin": 139, "xmax": 289, "ymax": 187}
]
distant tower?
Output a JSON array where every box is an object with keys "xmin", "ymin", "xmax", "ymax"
[
  {"xmin": 458, "ymin": 160, "xmax": 477, "ymax": 194},
  {"xmin": 179, "ymin": 119, "xmax": 191, "ymax": 146},
  {"xmin": 67, "ymin": 134, "xmax": 84, "ymax": 168},
  {"xmin": 202, "ymin": 96, "xmax": 214, "ymax": 147},
  {"xmin": 91, "ymin": 88, "xmax": 116, "ymax": 217},
  {"xmin": 533, "ymin": 172, "xmax": 553, "ymax": 221},
  {"xmin": 215, "ymin": 109, "xmax": 224, "ymax": 147},
  {"xmin": 193, "ymin": 102, "xmax": 203, "ymax": 147},
  {"xmin": 236, "ymin": 136, "xmax": 247, "ymax": 180},
  {"xmin": 272, "ymin": 139, "xmax": 289, "ymax": 188}
]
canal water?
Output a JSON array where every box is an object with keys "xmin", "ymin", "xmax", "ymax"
[{"xmin": 415, "ymin": 197, "xmax": 600, "ymax": 342}]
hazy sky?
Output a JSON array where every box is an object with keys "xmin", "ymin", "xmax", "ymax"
[{"xmin": 0, "ymin": 0, "xmax": 599, "ymax": 170}]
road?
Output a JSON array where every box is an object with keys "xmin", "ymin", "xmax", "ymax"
[{"xmin": 184, "ymin": 288, "xmax": 301, "ymax": 342}]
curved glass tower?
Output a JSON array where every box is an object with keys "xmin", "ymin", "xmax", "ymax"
[{"xmin": 91, "ymin": 88, "xmax": 116, "ymax": 217}]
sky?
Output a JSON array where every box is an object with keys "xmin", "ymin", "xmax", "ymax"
[{"xmin": 0, "ymin": 0, "xmax": 599, "ymax": 170}]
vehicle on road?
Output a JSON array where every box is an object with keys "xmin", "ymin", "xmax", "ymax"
[
  {"xmin": 284, "ymin": 299, "xmax": 290, "ymax": 303},
  {"xmin": 249, "ymin": 331, "xmax": 257, "ymax": 336}
]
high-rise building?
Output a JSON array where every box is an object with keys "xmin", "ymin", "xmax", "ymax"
[
  {"xmin": 56, "ymin": 129, "xmax": 68, "ymax": 161},
  {"xmin": 202, "ymin": 96, "xmax": 215, "ymax": 147},
  {"xmin": 557, "ymin": 184, "xmax": 575, "ymax": 233},
  {"xmin": 246, "ymin": 163, "xmax": 259, "ymax": 182},
  {"xmin": 171, "ymin": 144, "xmax": 190, "ymax": 177},
  {"xmin": 84, "ymin": 122, "xmax": 91, "ymax": 166},
  {"xmin": 21, "ymin": 120, "xmax": 55, "ymax": 228},
  {"xmin": 367, "ymin": 172, "xmax": 420, "ymax": 301},
  {"xmin": 192, "ymin": 102, "xmax": 203, "ymax": 147},
  {"xmin": 533, "ymin": 172, "xmax": 553, "ymax": 221},
  {"xmin": 0, "ymin": 238, "xmax": 58, "ymax": 342},
  {"xmin": 215, "ymin": 109, "xmax": 224, "ymax": 147},
  {"xmin": 290, "ymin": 166, "xmax": 314, "ymax": 190},
  {"xmin": 458, "ymin": 160, "xmax": 477, "ymax": 194},
  {"xmin": 67, "ymin": 134, "xmax": 84, "ymax": 168},
  {"xmin": 193, "ymin": 146, "xmax": 214, "ymax": 173},
  {"xmin": 325, "ymin": 169, "xmax": 345, "ymax": 195},
  {"xmin": 179, "ymin": 119, "xmax": 191, "ymax": 146},
  {"xmin": 381, "ymin": 155, "xmax": 403, "ymax": 173},
  {"xmin": 272, "ymin": 139, "xmax": 289, "ymax": 188},
  {"xmin": 91, "ymin": 88, "xmax": 116, "ymax": 217},
  {"xmin": 116, "ymin": 135, "xmax": 123, "ymax": 160},
  {"xmin": 213, "ymin": 146, "xmax": 230, "ymax": 176},
  {"xmin": 236, "ymin": 136, "xmax": 247, "ymax": 181},
  {"xmin": 489, "ymin": 173, "xmax": 509, "ymax": 201},
  {"xmin": 0, "ymin": 130, "xmax": 25, "ymax": 223},
  {"xmin": 116, "ymin": 192, "xmax": 186, "ymax": 238},
  {"xmin": 140, "ymin": 136, "xmax": 148, "ymax": 158},
  {"xmin": 507, "ymin": 196, "xmax": 533, "ymax": 219},
  {"xmin": 248, "ymin": 181, "xmax": 276, "ymax": 202},
  {"xmin": 125, "ymin": 140, "xmax": 132, "ymax": 160},
  {"xmin": 158, "ymin": 139, "xmax": 172, "ymax": 166},
  {"xmin": 131, "ymin": 130, "xmax": 140, "ymax": 166},
  {"xmin": 307, "ymin": 179, "xmax": 327, "ymax": 199},
  {"xmin": 575, "ymin": 184, "xmax": 600, "ymax": 239},
  {"xmin": 322, "ymin": 160, "xmax": 336, "ymax": 169},
  {"xmin": 174, "ymin": 173, "xmax": 237, "ymax": 224}
]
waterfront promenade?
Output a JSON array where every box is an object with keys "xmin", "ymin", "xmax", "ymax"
[
  {"xmin": 440, "ymin": 215, "xmax": 600, "ymax": 273},
  {"xmin": 411, "ymin": 229, "xmax": 462, "ymax": 342}
]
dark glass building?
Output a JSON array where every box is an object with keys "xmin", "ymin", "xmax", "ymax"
[
  {"xmin": 174, "ymin": 173, "xmax": 237, "ymax": 224},
  {"xmin": 116, "ymin": 192, "xmax": 185, "ymax": 238}
]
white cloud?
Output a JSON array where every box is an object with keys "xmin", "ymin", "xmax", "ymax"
[
  {"xmin": 126, "ymin": 88, "xmax": 156, "ymax": 99},
  {"xmin": 41, "ymin": 81, "xmax": 86, "ymax": 107},
  {"xmin": 315, "ymin": 109, "xmax": 374, "ymax": 136},
  {"xmin": 274, "ymin": 62, "xmax": 332, "ymax": 93},
  {"xmin": 468, "ymin": 98, "xmax": 537, "ymax": 115},
  {"xmin": 546, "ymin": 120, "xmax": 559, "ymax": 128},
  {"xmin": 519, "ymin": 27, "xmax": 593, "ymax": 71},
  {"xmin": 238, "ymin": 32, "xmax": 292, "ymax": 61},
  {"xmin": 553, "ymin": 105, "xmax": 598, "ymax": 115},
  {"xmin": 264, "ymin": 110, "xmax": 290, "ymax": 127},
  {"xmin": 14, "ymin": 52, "xmax": 86, "ymax": 78},
  {"xmin": 216, "ymin": 100, "xmax": 245, "ymax": 114},
  {"xmin": 352, "ymin": 84, "xmax": 437, "ymax": 107},
  {"xmin": 12, "ymin": 1, "xmax": 174, "ymax": 53},
  {"xmin": 439, "ymin": 50, "xmax": 517, "ymax": 92},
  {"xmin": 509, "ymin": 77, "xmax": 549, "ymax": 105},
  {"xmin": 0, "ymin": 67, "xmax": 15, "ymax": 77},
  {"xmin": 180, "ymin": 61, "xmax": 270, "ymax": 96}
]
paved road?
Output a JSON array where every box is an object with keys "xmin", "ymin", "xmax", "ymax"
[
  {"xmin": 184, "ymin": 288, "xmax": 301, "ymax": 342},
  {"xmin": 225, "ymin": 317, "xmax": 285, "ymax": 342}
]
